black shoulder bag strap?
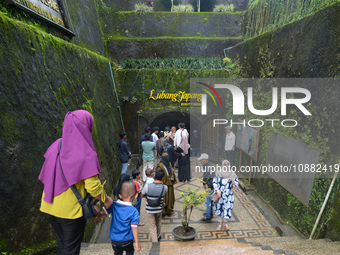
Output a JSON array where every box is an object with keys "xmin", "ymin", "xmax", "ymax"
[
  {"xmin": 58, "ymin": 140, "xmax": 86, "ymax": 206},
  {"xmin": 157, "ymin": 184, "xmax": 165, "ymax": 204}
]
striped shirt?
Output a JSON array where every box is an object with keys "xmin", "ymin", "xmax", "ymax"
[{"xmin": 142, "ymin": 183, "xmax": 168, "ymax": 214}]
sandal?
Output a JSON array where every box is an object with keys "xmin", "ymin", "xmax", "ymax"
[
  {"xmin": 224, "ymin": 223, "xmax": 230, "ymax": 231},
  {"xmin": 217, "ymin": 223, "xmax": 223, "ymax": 230}
]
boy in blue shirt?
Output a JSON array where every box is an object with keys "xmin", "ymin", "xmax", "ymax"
[{"xmin": 95, "ymin": 181, "xmax": 141, "ymax": 254}]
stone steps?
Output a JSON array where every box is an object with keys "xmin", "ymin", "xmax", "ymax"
[
  {"xmin": 245, "ymin": 236, "xmax": 340, "ymax": 255},
  {"xmin": 107, "ymin": 36, "xmax": 241, "ymax": 62},
  {"xmin": 80, "ymin": 239, "xmax": 283, "ymax": 255},
  {"xmin": 110, "ymin": 12, "xmax": 243, "ymax": 38},
  {"xmin": 81, "ymin": 236, "xmax": 340, "ymax": 255}
]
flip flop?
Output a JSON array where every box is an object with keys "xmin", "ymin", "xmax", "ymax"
[{"xmin": 224, "ymin": 223, "xmax": 230, "ymax": 231}]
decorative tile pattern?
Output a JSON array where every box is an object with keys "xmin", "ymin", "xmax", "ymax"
[{"xmin": 139, "ymin": 168, "xmax": 277, "ymax": 242}]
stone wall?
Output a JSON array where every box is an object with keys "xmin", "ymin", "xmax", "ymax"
[
  {"xmin": 227, "ymin": 2, "xmax": 340, "ymax": 240},
  {"xmin": 109, "ymin": 12, "xmax": 243, "ymax": 38},
  {"xmin": 67, "ymin": 0, "xmax": 106, "ymax": 55},
  {"xmin": 228, "ymin": 2, "xmax": 340, "ymax": 78},
  {"xmin": 0, "ymin": 14, "xmax": 122, "ymax": 252},
  {"xmin": 108, "ymin": 37, "xmax": 241, "ymax": 63}
]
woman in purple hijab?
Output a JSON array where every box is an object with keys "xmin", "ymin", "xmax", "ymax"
[{"xmin": 39, "ymin": 110, "xmax": 113, "ymax": 255}]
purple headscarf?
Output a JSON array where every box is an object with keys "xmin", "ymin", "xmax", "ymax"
[{"xmin": 39, "ymin": 110, "xmax": 101, "ymax": 203}]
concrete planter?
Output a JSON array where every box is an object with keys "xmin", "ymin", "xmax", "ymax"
[{"xmin": 172, "ymin": 226, "xmax": 197, "ymax": 241}]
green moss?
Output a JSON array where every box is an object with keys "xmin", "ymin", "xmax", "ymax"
[
  {"xmin": 0, "ymin": 12, "xmax": 122, "ymax": 252},
  {"xmin": 107, "ymin": 36, "xmax": 240, "ymax": 40},
  {"xmin": 243, "ymin": 0, "xmax": 340, "ymax": 39}
]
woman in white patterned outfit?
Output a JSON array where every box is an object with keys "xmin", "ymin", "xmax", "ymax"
[{"xmin": 213, "ymin": 160, "xmax": 239, "ymax": 231}]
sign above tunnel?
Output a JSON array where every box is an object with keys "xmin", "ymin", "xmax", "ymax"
[
  {"xmin": 5, "ymin": 0, "xmax": 75, "ymax": 37},
  {"xmin": 148, "ymin": 89, "xmax": 202, "ymax": 107}
]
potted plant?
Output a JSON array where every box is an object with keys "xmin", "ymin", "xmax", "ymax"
[{"xmin": 172, "ymin": 187, "xmax": 208, "ymax": 241}]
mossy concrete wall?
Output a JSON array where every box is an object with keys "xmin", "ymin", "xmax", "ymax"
[
  {"xmin": 229, "ymin": 2, "xmax": 340, "ymax": 78},
  {"xmin": 242, "ymin": 0, "xmax": 339, "ymax": 39},
  {"xmin": 227, "ymin": 2, "xmax": 340, "ymax": 240},
  {"xmin": 0, "ymin": 14, "xmax": 122, "ymax": 252},
  {"xmin": 109, "ymin": 12, "xmax": 242, "ymax": 38},
  {"xmin": 66, "ymin": 0, "xmax": 106, "ymax": 55},
  {"xmin": 108, "ymin": 37, "xmax": 241, "ymax": 63}
]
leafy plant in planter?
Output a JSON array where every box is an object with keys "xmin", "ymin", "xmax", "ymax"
[{"xmin": 179, "ymin": 188, "xmax": 208, "ymax": 234}]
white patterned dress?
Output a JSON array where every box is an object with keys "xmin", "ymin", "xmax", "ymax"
[{"xmin": 213, "ymin": 177, "xmax": 239, "ymax": 219}]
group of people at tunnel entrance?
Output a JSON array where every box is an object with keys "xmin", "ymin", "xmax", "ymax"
[{"xmin": 140, "ymin": 123, "xmax": 195, "ymax": 183}]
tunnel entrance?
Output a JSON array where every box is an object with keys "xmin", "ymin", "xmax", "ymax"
[
  {"xmin": 137, "ymin": 111, "xmax": 202, "ymax": 165},
  {"xmin": 137, "ymin": 111, "xmax": 219, "ymax": 163},
  {"xmin": 149, "ymin": 111, "xmax": 201, "ymax": 136}
]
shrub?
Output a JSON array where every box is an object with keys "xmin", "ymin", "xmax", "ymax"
[
  {"xmin": 180, "ymin": 188, "xmax": 208, "ymax": 233},
  {"xmin": 134, "ymin": 3, "xmax": 153, "ymax": 14},
  {"xmin": 123, "ymin": 57, "xmax": 231, "ymax": 69},
  {"xmin": 213, "ymin": 4, "xmax": 234, "ymax": 13},
  {"xmin": 172, "ymin": 4, "xmax": 194, "ymax": 12}
]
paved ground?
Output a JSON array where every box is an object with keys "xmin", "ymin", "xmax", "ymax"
[
  {"xmin": 81, "ymin": 157, "xmax": 340, "ymax": 255},
  {"xmin": 95, "ymin": 157, "xmax": 279, "ymax": 244}
]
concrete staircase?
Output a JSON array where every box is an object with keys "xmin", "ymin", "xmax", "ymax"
[
  {"xmin": 245, "ymin": 236, "xmax": 340, "ymax": 255},
  {"xmin": 80, "ymin": 236, "xmax": 340, "ymax": 255},
  {"xmin": 105, "ymin": 12, "xmax": 243, "ymax": 62}
]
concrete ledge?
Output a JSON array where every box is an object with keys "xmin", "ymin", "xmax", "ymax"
[
  {"xmin": 110, "ymin": 12, "xmax": 243, "ymax": 38},
  {"xmin": 107, "ymin": 37, "xmax": 242, "ymax": 62}
]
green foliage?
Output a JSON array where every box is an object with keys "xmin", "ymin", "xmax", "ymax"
[
  {"xmin": 134, "ymin": 3, "xmax": 153, "ymax": 14},
  {"xmin": 172, "ymin": 4, "xmax": 194, "ymax": 12},
  {"xmin": 180, "ymin": 188, "xmax": 208, "ymax": 233},
  {"xmin": 213, "ymin": 4, "xmax": 234, "ymax": 13},
  {"xmin": 122, "ymin": 57, "xmax": 235, "ymax": 70},
  {"xmin": 243, "ymin": 0, "xmax": 340, "ymax": 39}
]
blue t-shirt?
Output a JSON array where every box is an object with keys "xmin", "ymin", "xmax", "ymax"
[
  {"xmin": 107, "ymin": 200, "xmax": 140, "ymax": 242},
  {"xmin": 142, "ymin": 141, "xmax": 156, "ymax": 161}
]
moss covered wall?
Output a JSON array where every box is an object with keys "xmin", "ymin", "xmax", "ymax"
[
  {"xmin": 108, "ymin": 37, "xmax": 241, "ymax": 63},
  {"xmin": 108, "ymin": 12, "xmax": 242, "ymax": 38},
  {"xmin": 229, "ymin": 2, "xmax": 340, "ymax": 78},
  {"xmin": 242, "ymin": 0, "xmax": 340, "ymax": 39},
  {"xmin": 227, "ymin": 2, "xmax": 340, "ymax": 240},
  {"xmin": 0, "ymin": 14, "xmax": 122, "ymax": 252},
  {"xmin": 66, "ymin": 0, "xmax": 106, "ymax": 55}
]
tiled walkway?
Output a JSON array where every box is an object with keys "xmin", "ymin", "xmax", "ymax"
[{"xmin": 97, "ymin": 158, "xmax": 278, "ymax": 244}]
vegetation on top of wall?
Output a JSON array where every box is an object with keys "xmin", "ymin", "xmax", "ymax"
[
  {"xmin": 213, "ymin": 4, "xmax": 235, "ymax": 13},
  {"xmin": 122, "ymin": 57, "xmax": 236, "ymax": 70},
  {"xmin": 134, "ymin": 3, "xmax": 153, "ymax": 14},
  {"xmin": 243, "ymin": 0, "xmax": 340, "ymax": 39}
]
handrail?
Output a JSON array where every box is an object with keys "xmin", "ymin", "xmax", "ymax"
[
  {"xmin": 109, "ymin": 62, "xmax": 125, "ymax": 132},
  {"xmin": 223, "ymin": 47, "xmax": 233, "ymax": 58}
]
